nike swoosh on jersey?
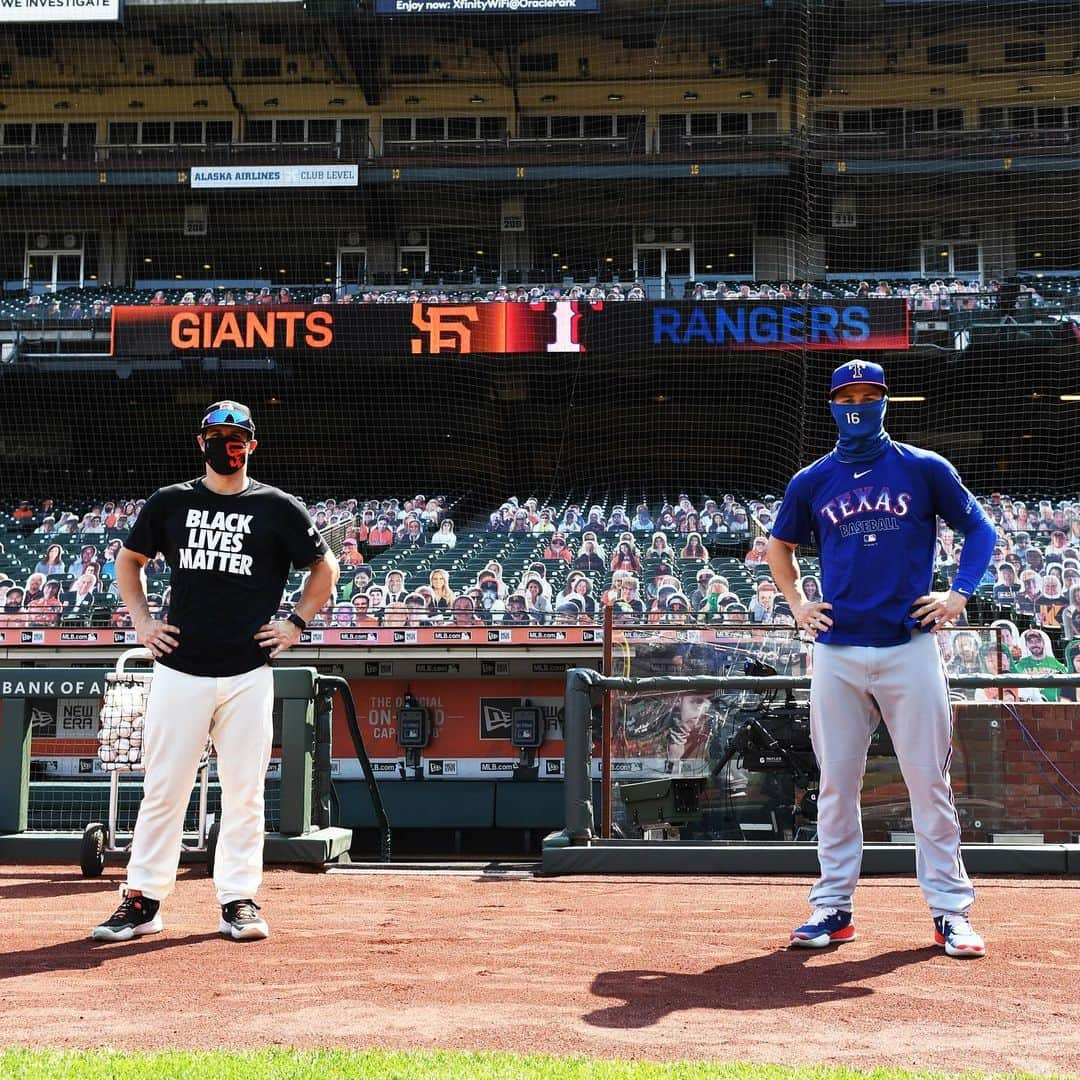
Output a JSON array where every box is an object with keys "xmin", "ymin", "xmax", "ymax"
[{"xmin": 853, "ymin": 470, "xmax": 872, "ymax": 479}]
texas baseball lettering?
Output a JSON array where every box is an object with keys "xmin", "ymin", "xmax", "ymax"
[
  {"xmin": 837, "ymin": 516, "xmax": 900, "ymax": 539},
  {"xmin": 178, "ymin": 508, "xmax": 254, "ymax": 574},
  {"xmin": 818, "ymin": 487, "xmax": 912, "ymax": 525}
]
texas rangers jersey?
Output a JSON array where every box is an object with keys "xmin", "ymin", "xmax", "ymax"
[{"xmin": 771, "ymin": 441, "xmax": 993, "ymax": 647}]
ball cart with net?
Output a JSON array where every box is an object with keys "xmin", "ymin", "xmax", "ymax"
[{"xmin": 79, "ymin": 648, "xmax": 217, "ymax": 877}]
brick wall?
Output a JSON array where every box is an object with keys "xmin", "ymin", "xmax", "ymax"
[
  {"xmin": 861, "ymin": 704, "xmax": 1080, "ymax": 843},
  {"xmin": 998, "ymin": 704, "xmax": 1080, "ymax": 842}
]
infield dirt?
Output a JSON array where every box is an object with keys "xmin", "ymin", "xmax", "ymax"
[{"xmin": 0, "ymin": 867, "xmax": 1076, "ymax": 1075}]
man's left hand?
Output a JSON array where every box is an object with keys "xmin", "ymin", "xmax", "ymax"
[
  {"xmin": 254, "ymin": 619, "xmax": 303, "ymax": 658},
  {"xmin": 911, "ymin": 590, "xmax": 968, "ymax": 632}
]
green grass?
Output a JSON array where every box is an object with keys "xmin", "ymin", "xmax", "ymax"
[{"xmin": 0, "ymin": 1051, "xmax": 1056, "ymax": 1080}]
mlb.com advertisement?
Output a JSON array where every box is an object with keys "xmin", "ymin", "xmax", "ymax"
[
  {"xmin": 334, "ymin": 678, "xmax": 569, "ymax": 780},
  {"xmin": 2, "ymin": 626, "xmax": 597, "ymax": 648}
]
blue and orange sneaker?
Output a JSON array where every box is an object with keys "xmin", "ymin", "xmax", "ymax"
[
  {"xmin": 933, "ymin": 914, "xmax": 986, "ymax": 958},
  {"xmin": 789, "ymin": 907, "xmax": 856, "ymax": 948}
]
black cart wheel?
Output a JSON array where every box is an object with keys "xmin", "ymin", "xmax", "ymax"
[
  {"xmin": 80, "ymin": 822, "xmax": 107, "ymax": 877},
  {"xmin": 206, "ymin": 820, "xmax": 220, "ymax": 878}
]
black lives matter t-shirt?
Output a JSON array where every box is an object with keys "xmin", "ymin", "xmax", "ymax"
[{"xmin": 125, "ymin": 479, "xmax": 328, "ymax": 677}]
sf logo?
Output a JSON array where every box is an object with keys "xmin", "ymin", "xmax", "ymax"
[
  {"xmin": 225, "ymin": 439, "xmax": 247, "ymax": 470},
  {"xmin": 411, "ymin": 305, "xmax": 480, "ymax": 354}
]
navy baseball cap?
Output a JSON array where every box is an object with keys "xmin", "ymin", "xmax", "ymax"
[
  {"xmin": 829, "ymin": 360, "xmax": 888, "ymax": 399},
  {"xmin": 201, "ymin": 400, "xmax": 255, "ymax": 437}
]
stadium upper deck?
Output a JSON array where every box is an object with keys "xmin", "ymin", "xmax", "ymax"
[{"xmin": 0, "ymin": 0, "xmax": 1078, "ymax": 295}]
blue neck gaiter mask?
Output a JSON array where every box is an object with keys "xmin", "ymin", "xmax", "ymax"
[{"xmin": 830, "ymin": 398, "xmax": 891, "ymax": 463}]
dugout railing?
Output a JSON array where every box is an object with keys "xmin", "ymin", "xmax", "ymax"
[
  {"xmin": 543, "ymin": 666, "xmax": 1080, "ymax": 877},
  {"xmin": 0, "ymin": 665, "xmax": 361, "ymax": 867}
]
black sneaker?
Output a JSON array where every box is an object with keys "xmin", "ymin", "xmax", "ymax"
[
  {"xmin": 219, "ymin": 899, "xmax": 269, "ymax": 941},
  {"xmin": 92, "ymin": 889, "xmax": 163, "ymax": 942}
]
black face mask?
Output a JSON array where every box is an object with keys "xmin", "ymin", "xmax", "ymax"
[{"xmin": 202, "ymin": 435, "xmax": 249, "ymax": 476}]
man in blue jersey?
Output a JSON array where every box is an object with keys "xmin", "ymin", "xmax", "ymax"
[{"xmin": 767, "ymin": 359, "xmax": 995, "ymax": 959}]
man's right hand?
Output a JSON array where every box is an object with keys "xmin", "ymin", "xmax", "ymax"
[
  {"xmin": 134, "ymin": 616, "xmax": 180, "ymax": 658},
  {"xmin": 791, "ymin": 599, "xmax": 833, "ymax": 640}
]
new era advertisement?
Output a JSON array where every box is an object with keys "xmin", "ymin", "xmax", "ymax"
[{"xmin": 331, "ymin": 678, "xmax": 568, "ymax": 780}]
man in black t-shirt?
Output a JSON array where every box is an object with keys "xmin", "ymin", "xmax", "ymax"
[{"xmin": 93, "ymin": 401, "xmax": 338, "ymax": 944}]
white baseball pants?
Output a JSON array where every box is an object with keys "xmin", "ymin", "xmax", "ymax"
[
  {"xmin": 808, "ymin": 631, "xmax": 974, "ymax": 917},
  {"xmin": 127, "ymin": 662, "xmax": 274, "ymax": 905}
]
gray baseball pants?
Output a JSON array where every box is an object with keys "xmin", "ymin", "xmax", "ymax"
[{"xmin": 808, "ymin": 631, "xmax": 974, "ymax": 917}]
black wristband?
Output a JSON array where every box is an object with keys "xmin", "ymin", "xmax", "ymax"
[{"xmin": 286, "ymin": 612, "xmax": 308, "ymax": 631}]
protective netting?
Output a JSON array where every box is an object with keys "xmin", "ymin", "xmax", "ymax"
[
  {"xmin": 0, "ymin": 1, "xmax": 1078, "ymax": 495},
  {"xmin": 26, "ymin": 777, "xmax": 282, "ymax": 834},
  {"xmin": 0, "ymin": 1, "xmax": 1079, "ymax": 661},
  {"xmin": 23, "ymin": 652, "xmax": 286, "ymax": 835}
]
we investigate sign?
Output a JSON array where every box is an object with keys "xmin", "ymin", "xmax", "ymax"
[
  {"xmin": 0, "ymin": 0, "xmax": 122, "ymax": 22},
  {"xmin": 190, "ymin": 165, "xmax": 359, "ymax": 190}
]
